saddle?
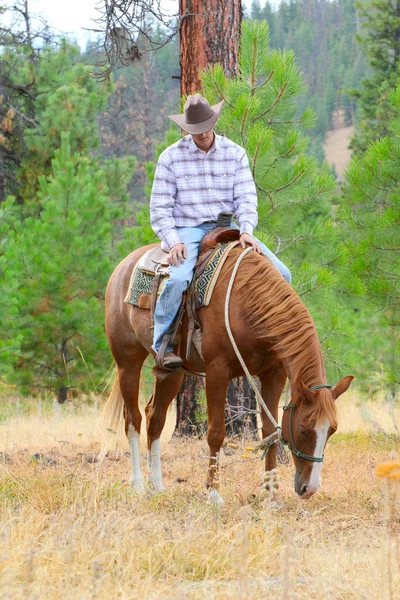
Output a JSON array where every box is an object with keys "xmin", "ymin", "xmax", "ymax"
[
  {"xmin": 138, "ymin": 226, "xmax": 240, "ymax": 277},
  {"xmin": 125, "ymin": 225, "xmax": 241, "ymax": 367}
]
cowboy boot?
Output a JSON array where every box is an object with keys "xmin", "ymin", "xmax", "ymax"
[{"xmin": 162, "ymin": 351, "xmax": 183, "ymax": 369}]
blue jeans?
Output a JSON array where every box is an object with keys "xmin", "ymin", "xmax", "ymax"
[{"xmin": 153, "ymin": 223, "xmax": 292, "ymax": 351}]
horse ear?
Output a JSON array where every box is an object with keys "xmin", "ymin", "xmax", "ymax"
[
  {"xmin": 299, "ymin": 380, "xmax": 314, "ymax": 404},
  {"xmin": 332, "ymin": 376, "xmax": 354, "ymax": 400}
]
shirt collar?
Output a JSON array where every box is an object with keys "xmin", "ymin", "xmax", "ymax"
[{"xmin": 188, "ymin": 133, "xmax": 220, "ymax": 155}]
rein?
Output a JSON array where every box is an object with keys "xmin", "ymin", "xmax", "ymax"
[{"xmin": 224, "ymin": 248, "xmax": 331, "ymax": 463}]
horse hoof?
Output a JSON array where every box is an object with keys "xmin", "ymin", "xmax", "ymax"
[{"xmin": 208, "ymin": 489, "xmax": 224, "ymax": 505}]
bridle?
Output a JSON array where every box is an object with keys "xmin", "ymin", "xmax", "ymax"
[{"xmin": 281, "ymin": 384, "xmax": 332, "ymax": 463}]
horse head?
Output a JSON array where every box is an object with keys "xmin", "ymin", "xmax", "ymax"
[{"xmin": 281, "ymin": 376, "xmax": 354, "ymax": 499}]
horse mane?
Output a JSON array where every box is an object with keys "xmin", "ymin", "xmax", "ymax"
[
  {"xmin": 221, "ymin": 248, "xmax": 337, "ymax": 426},
  {"xmin": 305, "ymin": 387, "xmax": 338, "ymax": 428}
]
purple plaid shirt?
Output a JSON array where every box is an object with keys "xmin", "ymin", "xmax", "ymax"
[{"xmin": 150, "ymin": 134, "xmax": 258, "ymax": 248}]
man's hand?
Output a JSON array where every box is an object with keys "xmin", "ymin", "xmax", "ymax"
[
  {"xmin": 240, "ymin": 233, "xmax": 262, "ymax": 254},
  {"xmin": 167, "ymin": 242, "xmax": 187, "ymax": 267}
]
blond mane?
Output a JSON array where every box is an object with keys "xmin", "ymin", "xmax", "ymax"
[{"xmin": 221, "ymin": 249, "xmax": 337, "ymax": 425}]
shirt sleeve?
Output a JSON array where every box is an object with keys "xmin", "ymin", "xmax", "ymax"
[
  {"xmin": 150, "ymin": 157, "xmax": 182, "ymax": 248},
  {"xmin": 233, "ymin": 150, "xmax": 258, "ymax": 236}
]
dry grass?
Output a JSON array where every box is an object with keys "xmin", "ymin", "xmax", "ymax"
[{"xmin": 0, "ymin": 393, "xmax": 399, "ymax": 599}]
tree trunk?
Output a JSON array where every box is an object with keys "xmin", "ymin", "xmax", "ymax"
[
  {"xmin": 57, "ymin": 386, "xmax": 68, "ymax": 404},
  {"xmin": 174, "ymin": 375, "xmax": 206, "ymax": 436},
  {"xmin": 225, "ymin": 377, "xmax": 258, "ymax": 438},
  {"xmin": 175, "ymin": 374, "xmax": 259, "ymax": 439},
  {"xmin": 174, "ymin": 0, "xmax": 249, "ymax": 438},
  {"xmin": 179, "ymin": 0, "xmax": 242, "ymax": 95}
]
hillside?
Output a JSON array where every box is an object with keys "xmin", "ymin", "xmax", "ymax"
[{"xmin": 323, "ymin": 109, "xmax": 354, "ymax": 180}]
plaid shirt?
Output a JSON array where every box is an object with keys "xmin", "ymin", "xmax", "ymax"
[{"xmin": 150, "ymin": 134, "xmax": 258, "ymax": 248}]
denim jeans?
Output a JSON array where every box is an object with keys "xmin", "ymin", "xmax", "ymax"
[{"xmin": 152, "ymin": 223, "xmax": 292, "ymax": 351}]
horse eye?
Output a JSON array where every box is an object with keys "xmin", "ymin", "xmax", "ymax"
[{"xmin": 299, "ymin": 426, "xmax": 308, "ymax": 436}]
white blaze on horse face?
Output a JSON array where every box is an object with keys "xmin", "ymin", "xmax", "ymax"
[
  {"xmin": 148, "ymin": 438, "xmax": 163, "ymax": 492},
  {"xmin": 305, "ymin": 418, "xmax": 330, "ymax": 496},
  {"xmin": 127, "ymin": 424, "xmax": 144, "ymax": 490}
]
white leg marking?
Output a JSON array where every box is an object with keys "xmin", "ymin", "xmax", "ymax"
[
  {"xmin": 147, "ymin": 439, "xmax": 163, "ymax": 492},
  {"xmin": 307, "ymin": 418, "xmax": 330, "ymax": 495},
  {"xmin": 127, "ymin": 424, "xmax": 144, "ymax": 490},
  {"xmin": 208, "ymin": 488, "xmax": 224, "ymax": 505}
]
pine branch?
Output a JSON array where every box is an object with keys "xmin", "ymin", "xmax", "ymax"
[
  {"xmin": 251, "ymin": 81, "xmax": 288, "ymax": 124},
  {"xmin": 251, "ymin": 69, "xmax": 275, "ymax": 95},
  {"xmin": 271, "ymin": 168, "xmax": 306, "ymax": 194}
]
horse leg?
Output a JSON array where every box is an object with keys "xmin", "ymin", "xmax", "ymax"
[
  {"xmin": 205, "ymin": 367, "xmax": 230, "ymax": 505},
  {"xmin": 145, "ymin": 370, "xmax": 184, "ymax": 491},
  {"xmin": 259, "ymin": 368, "xmax": 287, "ymax": 497},
  {"xmin": 117, "ymin": 350, "xmax": 148, "ymax": 490}
]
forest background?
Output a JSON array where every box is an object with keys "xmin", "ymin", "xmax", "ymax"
[{"xmin": 0, "ymin": 0, "xmax": 398, "ymax": 417}]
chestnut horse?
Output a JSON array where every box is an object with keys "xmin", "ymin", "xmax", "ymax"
[{"xmin": 103, "ymin": 243, "xmax": 353, "ymax": 503}]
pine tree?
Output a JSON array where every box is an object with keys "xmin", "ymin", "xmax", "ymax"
[
  {"xmin": 0, "ymin": 31, "xmax": 118, "ymax": 211},
  {"xmin": 342, "ymin": 84, "xmax": 400, "ymax": 391},
  {"xmin": 251, "ymin": 0, "xmax": 263, "ymax": 20},
  {"xmin": 0, "ymin": 204, "xmax": 20, "ymax": 372},
  {"xmin": 202, "ymin": 20, "xmax": 336, "ymax": 274},
  {"xmin": 251, "ymin": 0, "xmax": 369, "ymax": 156},
  {"xmin": 351, "ymin": 0, "xmax": 400, "ymax": 152},
  {"xmin": 18, "ymin": 41, "xmax": 112, "ymax": 207},
  {"xmin": 1, "ymin": 134, "xmax": 132, "ymax": 401}
]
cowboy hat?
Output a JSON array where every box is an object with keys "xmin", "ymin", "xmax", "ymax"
[{"xmin": 169, "ymin": 94, "xmax": 224, "ymax": 134}]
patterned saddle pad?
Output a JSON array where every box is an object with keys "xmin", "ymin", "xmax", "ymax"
[{"xmin": 124, "ymin": 240, "xmax": 238, "ymax": 308}]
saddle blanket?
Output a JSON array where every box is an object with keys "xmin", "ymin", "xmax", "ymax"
[{"xmin": 124, "ymin": 241, "xmax": 238, "ymax": 308}]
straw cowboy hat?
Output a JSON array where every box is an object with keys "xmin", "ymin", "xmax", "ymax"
[{"xmin": 169, "ymin": 94, "xmax": 224, "ymax": 134}]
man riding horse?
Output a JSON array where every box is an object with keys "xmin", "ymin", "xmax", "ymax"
[
  {"xmin": 150, "ymin": 94, "xmax": 292, "ymax": 369},
  {"xmin": 104, "ymin": 95, "xmax": 354, "ymax": 499}
]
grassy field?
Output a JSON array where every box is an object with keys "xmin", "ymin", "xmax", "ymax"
[{"xmin": 0, "ymin": 393, "xmax": 399, "ymax": 599}]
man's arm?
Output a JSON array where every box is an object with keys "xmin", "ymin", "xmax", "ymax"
[
  {"xmin": 233, "ymin": 149, "xmax": 258, "ymax": 236},
  {"xmin": 150, "ymin": 157, "xmax": 182, "ymax": 249}
]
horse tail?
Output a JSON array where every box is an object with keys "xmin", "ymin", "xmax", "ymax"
[{"xmin": 98, "ymin": 366, "xmax": 125, "ymax": 462}]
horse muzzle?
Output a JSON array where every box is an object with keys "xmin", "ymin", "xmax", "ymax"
[{"xmin": 295, "ymin": 471, "xmax": 320, "ymax": 499}]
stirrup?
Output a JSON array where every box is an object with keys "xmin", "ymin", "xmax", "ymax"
[{"xmin": 155, "ymin": 335, "xmax": 171, "ymax": 369}]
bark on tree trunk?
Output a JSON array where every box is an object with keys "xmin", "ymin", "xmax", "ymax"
[
  {"xmin": 179, "ymin": 0, "xmax": 242, "ymax": 95},
  {"xmin": 174, "ymin": 0, "xmax": 249, "ymax": 439},
  {"xmin": 174, "ymin": 375, "xmax": 206, "ymax": 437}
]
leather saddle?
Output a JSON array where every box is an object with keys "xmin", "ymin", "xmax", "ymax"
[
  {"xmin": 139, "ymin": 226, "xmax": 240, "ymax": 277},
  {"xmin": 138, "ymin": 246, "xmax": 170, "ymax": 275}
]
